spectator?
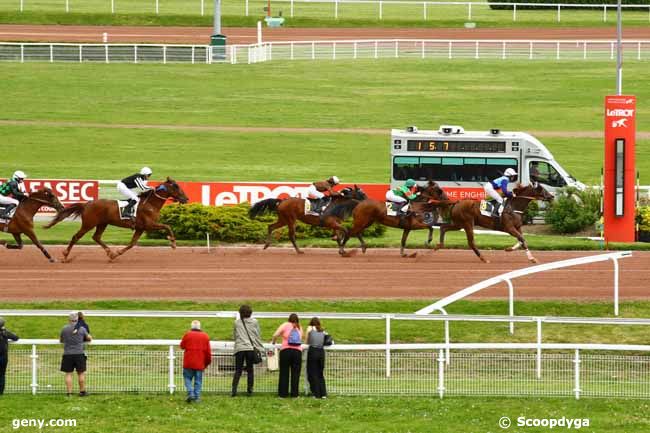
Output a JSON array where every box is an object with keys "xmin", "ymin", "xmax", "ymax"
[
  {"xmin": 305, "ymin": 317, "xmax": 328, "ymax": 399},
  {"xmin": 231, "ymin": 305, "xmax": 264, "ymax": 397},
  {"xmin": 60, "ymin": 312, "xmax": 92, "ymax": 397},
  {"xmin": 180, "ymin": 320, "xmax": 211, "ymax": 403},
  {"xmin": 72, "ymin": 312, "xmax": 90, "ymax": 335},
  {"xmin": 0, "ymin": 317, "xmax": 19, "ymax": 395},
  {"xmin": 271, "ymin": 313, "xmax": 303, "ymax": 398}
]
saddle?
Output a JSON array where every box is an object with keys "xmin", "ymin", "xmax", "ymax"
[
  {"xmin": 479, "ymin": 200, "xmax": 501, "ymax": 218},
  {"xmin": 0, "ymin": 203, "xmax": 17, "ymax": 225},
  {"xmin": 305, "ymin": 197, "xmax": 331, "ymax": 216},
  {"xmin": 117, "ymin": 200, "xmax": 139, "ymax": 221},
  {"xmin": 385, "ymin": 201, "xmax": 409, "ymax": 217}
]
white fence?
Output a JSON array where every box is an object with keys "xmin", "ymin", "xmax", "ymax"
[
  {"xmin": 6, "ymin": 339, "xmax": 650, "ymax": 398},
  {"xmin": 2, "ymin": 40, "xmax": 650, "ymax": 64},
  {"xmin": 233, "ymin": 39, "xmax": 650, "ymax": 63}
]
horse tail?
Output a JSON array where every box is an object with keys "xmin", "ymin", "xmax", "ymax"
[
  {"xmin": 326, "ymin": 200, "xmax": 361, "ymax": 220},
  {"xmin": 249, "ymin": 198, "xmax": 282, "ymax": 219},
  {"xmin": 44, "ymin": 203, "xmax": 87, "ymax": 229}
]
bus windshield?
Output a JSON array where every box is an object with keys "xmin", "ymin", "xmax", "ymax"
[{"xmin": 393, "ymin": 156, "xmax": 518, "ymax": 183}]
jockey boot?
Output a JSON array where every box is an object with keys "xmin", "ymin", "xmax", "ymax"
[
  {"xmin": 124, "ymin": 199, "xmax": 137, "ymax": 222},
  {"xmin": 1, "ymin": 203, "xmax": 17, "ymax": 219}
]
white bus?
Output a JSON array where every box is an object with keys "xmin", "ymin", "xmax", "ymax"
[{"xmin": 390, "ymin": 125, "xmax": 584, "ymax": 200}]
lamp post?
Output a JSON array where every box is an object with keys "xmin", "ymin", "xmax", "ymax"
[{"xmin": 616, "ymin": 0, "xmax": 622, "ymax": 94}]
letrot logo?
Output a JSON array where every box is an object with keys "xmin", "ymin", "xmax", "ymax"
[
  {"xmin": 606, "ymin": 108, "xmax": 635, "ymax": 117},
  {"xmin": 612, "ymin": 118, "xmax": 628, "ymax": 128}
]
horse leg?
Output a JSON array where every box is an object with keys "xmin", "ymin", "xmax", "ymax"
[
  {"xmin": 435, "ymin": 223, "xmax": 460, "ymax": 251},
  {"xmin": 505, "ymin": 241, "xmax": 522, "ymax": 252},
  {"xmin": 263, "ymin": 219, "xmax": 285, "ymax": 250},
  {"xmin": 22, "ymin": 229, "xmax": 55, "ymax": 263},
  {"xmin": 92, "ymin": 223, "xmax": 114, "ymax": 258},
  {"xmin": 425, "ymin": 227, "xmax": 434, "ymax": 248},
  {"xmin": 61, "ymin": 226, "xmax": 93, "ymax": 263},
  {"xmin": 5, "ymin": 233, "xmax": 23, "ymax": 250},
  {"xmin": 463, "ymin": 224, "xmax": 489, "ymax": 263},
  {"xmin": 112, "ymin": 229, "xmax": 144, "ymax": 260},
  {"xmin": 400, "ymin": 229, "xmax": 414, "ymax": 258},
  {"xmin": 287, "ymin": 221, "xmax": 303, "ymax": 254},
  {"xmin": 149, "ymin": 223, "xmax": 177, "ymax": 249},
  {"xmin": 507, "ymin": 227, "xmax": 537, "ymax": 263}
]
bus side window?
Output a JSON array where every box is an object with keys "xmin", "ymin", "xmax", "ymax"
[{"xmin": 531, "ymin": 161, "xmax": 565, "ymax": 187}]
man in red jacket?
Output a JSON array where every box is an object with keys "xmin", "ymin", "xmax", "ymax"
[{"xmin": 180, "ymin": 320, "xmax": 212, "ymax": 403}]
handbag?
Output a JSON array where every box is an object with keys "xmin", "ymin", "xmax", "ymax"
[
  {"xmin": 323, "ymin": 332, "xmax": 333, "ymax": 347},
  {"xmin": 241, "ymin": 319, "xmax": 263, "ymax": 364},
  {"xmin": 267, "ymin": 348, "xmax": 279, "ymax": 371}
]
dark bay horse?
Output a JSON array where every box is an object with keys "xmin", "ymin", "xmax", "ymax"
[
  {"xmin": 0, "ymin": 188, "xmax": 64, "ymax": 262},
  {"xmin": 248, "ymin": 185, "xmax": 367, "ymax": 254},
  {"xmin": 45, "ymin": 178, "xmax": 188, "ymax": 262},
  {"xmin": 435, "ymin": 183, "xmax": 554, "ymax": 263},
  {"xmin": 330, "ymin": 181, "xmax": 448, "ymax": 257}
]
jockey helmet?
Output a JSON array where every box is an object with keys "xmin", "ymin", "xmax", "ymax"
[
  {"xmin": 140, "ymin": 167, "xmax": 153, "ymax": 176},
  {"xmin": 405, "ymin": 179, "xmax": 416, "ymax": 188},
  {"xmin": 504, "ymin": 168, "xmax": 518, "ymax": 177},
  {"xmin": 329, "ymin": 176, "xmax": 340, "ymax": 185},
  {"xmin": 13, "ymin": 170, "xmax": 26, "ymax": 181}
]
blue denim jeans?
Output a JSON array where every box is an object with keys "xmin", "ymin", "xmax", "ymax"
[{"xmin": 183, "ymin": 368, "xmax": 203, "ymax": 400}]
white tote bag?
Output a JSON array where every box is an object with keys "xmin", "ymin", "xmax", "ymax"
[{"xmin": 266, "ymin": 348, "xmax": 279, "ymax": 371}]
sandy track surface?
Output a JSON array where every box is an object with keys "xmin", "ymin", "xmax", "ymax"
[
  {"xmin": 0, "ymin": 246, "xmax": 646, "ymax": 302},
  {"xmin": 2, "ymin": 25, "xmax": 650, "ymax": 44}
]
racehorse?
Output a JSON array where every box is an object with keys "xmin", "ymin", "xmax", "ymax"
[
  {"xmin": 435, "ymin": 183, "xmax": 554, "ymax": 263},
  {"xmin": 45, "ymin": 178, "xmax": 188, "ymax": 262},
  {"xmin": 0, "ymin": 188, "xmax": 64, "ymax": 262},
  {"xmin": 329, "ymin": 181, "xmax": 448, "ymax": 257},
  {"xmin": 248, "ymin": 185, "xmax": 368, "ymax": 254}
]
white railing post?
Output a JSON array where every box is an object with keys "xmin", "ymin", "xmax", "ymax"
[
  {"xmin": 290, "ymin": 42, "xmax": 294, "ymax": 60},
  {"xmin": 475, "ymin": 41, "xmax": 479, "ymax": 59},
  {"xmin": 385, "ymin": 315, "xmax": 391, "ymax": 378},
  {"xmin": 30, "ymin": 344, "xmax": 38, "ymax": 395},
  {"xmin": 421, "ymin": 40, "xmax": 425, "ymax": 59},
  {"xmin": 334, "ymin": 0, "xmax": 338, "ymax": 19},
  {"xmin": 536, "ymin": 317, "xmax": 542, "ymax": 379},
  {"xmin": 207, "ymin": 46, "xmax": 211, "ymax": 64},
  {"xmin": 155, "ymin": 0, "xmax": 159, "ymax": 14},
  {"xmin": 111, "ymin": 0, "xmax": 114, "ymax": 14},
  {"xmin": 290, "ymin": 0, "xmax": 294, "ymax": 17},
  {"xmin": 502, "ymin": 41, "xmax": 506, "ymax": 60},
  {"xmin": 20, "ymin": 0, "xmax": 23, "ymax": 12},
  {"xmin": 200, "ymin": 0, "xmax": 204, "ymax": 16},
  {"xmin": 134, "ymin": 45, "xmax": 138, "ymax": 63},
  {"xmin": 379, "ymin": 1, "xmax": 383, "ymax": 19},
  {"xmin": 311, "ymin": 41, "xmax": 315, "ymax": 60},
  {"xmin": 529, "ymin": 41, "xmax": 533, "ymax": 59},
  {"xmin": 78, "ymin": 44, "xmax": 82, "ymax": 62},
  {"xmin": 20, "ymin": 44, "xmax": 24, "ymax": 63},
  {"xmin": 50, "ymin": 44, "xmax": 53, "ymax": 62},
  {"xmin": 506, "ymin": 279, "xmax": 514, "ymax": 334},
  {"xmin": 168, "ymin": 345, "xmax": 176, "ymax": 394},
  {"xmin": 612, "ymin": 257, "xmax": 620, "ymax": 316},
  {"xmin": 638, "ymin": 42, "xmax": 642, "ymax": 60},
  {"xmin": 245, "ymin": 0, "xmax": 248, "ymax": 16},
  {"xmin": 556, "ymin": 41, "xmax": 560, "ymax": 60},
  {"xmin": 583, "ymin": 42, "xmax": 587, "ymax": 59},
  {"xmin": 333, "ymin": 42, "xmax": 336, "ymax": 60},
  {"xmin": 423, "ymin": 2, "xmax": 426, "ymax": 20},
  {"xmin": 374, "ymin": 40, "xmax": 378, "ymax": 59},
  {"xmin": 513, "ymin": 3, "xmax": 517, "ymax": 21},
  {"xmin": 394, "ymin": 40, "xmax": 398, "ymax": 58},
  {"xmin": 448, "ymin": 41, "xmax": 452, "ymax": 59},
  {"xmin": 557, "ymin": 4, "xmax": 561, "ymax": 22},
  {"xmin": 105, "ymin": 44, "xmax": 109, "ymax": 63},
  {"xmin": 191, "ymin": 45, "xmax": 195, "ymax": 64},
  {"xmin": 603, "ymin": 5, "xmax": 607, "ymax": 22},
  {"xmin": 444, "ymin": 318, "xmax": 450, "ymax": 365},
  {"xmin": 573, "ymin": 349, "xmax": 581, "ymax": 399},
  {"xmin": 437, "ymin": 349, "xmax": 445, "ymax": 398},
  {"xmin": 610, "ymin": 42, "xmax": 614, "ymax": 60},
  {"xmin": 468, "ymin": 2, "xmax": 472, "ymax": 20},
  {"xmin": 163, "ymin": 45, "xmax": 167, "ymax": 64},
  {"xmin": 353, "ymin": 41, "xmax": 357, "ymax": 59},
  {"xmin": 65, "ymin": 0, "xmax": 69, "ymax": 13}
]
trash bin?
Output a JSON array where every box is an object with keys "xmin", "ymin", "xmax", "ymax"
[{"xmin": 210, "ymin": 34, "xmax": 227, "ymax": 61}]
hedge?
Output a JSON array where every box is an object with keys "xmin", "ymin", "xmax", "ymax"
[
  {"xmin": 146, "ymin": 203, "xmax": 386, "ymax": 243},
  {"xmin": 488, "ymin": 0, "xmax": 650, "ymax": 10},
  {"xmin": 544, "ymin": 187, "xmax": 600, "ymax": 234}
]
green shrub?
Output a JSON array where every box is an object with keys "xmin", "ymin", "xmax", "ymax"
[
  {"xmin": 523, "ymin": 200, "xmax": 539, "ymax": 225},
  {"xmin": 637, "ymin": 206, "xmax": 650, "ymax": 233},
  {"xmin": 488, "ymin": 0, "xmax": 649, "ymax": 10},
  {"xmin": 544, "ymin": 187, "xmax": 600, "ymax": 234},
  {"xmin": 147, "ymin": 203, "xmax": 385, "ymax": 243}
]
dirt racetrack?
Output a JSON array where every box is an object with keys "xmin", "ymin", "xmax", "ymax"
[
  {"xmin": 0, "ymin": 246, "xmax": 647, "ymax": 302},
  {"xmin": 2, "ymin": 25, "xmax": 650, "ymax": 44}
]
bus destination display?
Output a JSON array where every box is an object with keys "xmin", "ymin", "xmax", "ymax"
[{"xmin": 407, "ymin": 140, "xmax": 506, "ymax": 153}]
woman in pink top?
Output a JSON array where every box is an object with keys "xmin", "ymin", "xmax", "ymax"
[{"xmin": 271, "ymin": 313, "xmax": 303, "ymax": 397}]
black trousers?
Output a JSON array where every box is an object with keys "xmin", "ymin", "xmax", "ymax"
[
  {"xmin": 307, "ymin": 347, "xmax": 327, "ymax": 398},
  {"xmin": 232, "ymin": 351, "xmax": 255, "ymax": 395},
  {"xmin": 278, "ymin": 349, "xmax": 302, "ymax": 397},
  {"xmin": 0, "ymin": 355, "xmax": 7, "ymax": 395}
]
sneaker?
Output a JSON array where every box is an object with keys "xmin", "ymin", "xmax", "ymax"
[
  {"xmin": 186, "ymin": 396, "xmax": 193, "ymax": 403},
  {"xmin": 79, "ymin": 391, "xmax": 89, "ymax": 397},
  {"xmin": 321, "ymin": 396, "xmax": 328, "ymax": 399}
]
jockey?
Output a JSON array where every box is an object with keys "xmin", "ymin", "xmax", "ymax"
[
  {"xmin": 484, "ymin": 168, "xmax": 518, "ymax": 215},
  {"xmin": 117, "ymin": 167, "xmax": 153, "ymax": 219},
  {"xmin": 307, "ymin": 176, "xmax": 341, "ymax": 213},
  {"xmin": 0, "ymin": 171, "xmax": 28, "ymax": 218},
  {"xmin": 385, "ymin": 179, "xmax": 419, "ymax": 215}
]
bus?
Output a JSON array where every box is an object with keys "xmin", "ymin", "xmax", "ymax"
[{"xmin": 390, "ymin": 125, "xmax": 584, "ymax": 200}]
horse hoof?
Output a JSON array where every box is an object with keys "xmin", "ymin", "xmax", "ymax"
[
  {"xmin": 409, "ymin": 252, "xmax": 418, "ymax": 258},
  {"xmin": 263, "ymin": 244, "xmax": 270, "ymax": 250},
  {"xmin": 296, "ymin": 250, "xmax": 305, "ymax": 255},
  {"xmin": 505, "ymin": 247, "xmax": 513, "ymax": 252},
  {"xmin": 481, "ymin": 258, "xmax": 490, "ymax": 264},
  {"xmin": 49, "ymin": 258, "xmax": 56, "ymax": 263},
  {"xmin": 530, "ymin": 258, "xmax": 539, "ymax": 264}
]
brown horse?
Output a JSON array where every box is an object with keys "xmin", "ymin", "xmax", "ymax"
[
  {"xmin": 331, "ymin": 181, "xmax": 448, "ymax": 257},
  {"xmin": 248, "ymin": 185, "xmax": 367, "ymax": 254},
  {"xmin": 0, "ymin": 188, "xmax": 64, "ymax": 262},
  {"xmin": 45, "ymin": 178, "xmax": 188, "ymax": 262},
  {"xmin": 435, "ymin": 183, "xmax": 554, "ymax": 263}
]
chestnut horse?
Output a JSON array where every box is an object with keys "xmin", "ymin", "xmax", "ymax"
[
  {"xmin": 248, "ymin": 185, "xmax": 367, "ymax": 254},
  {"xmin": 0, "ymin": 188, "xmax": 64, "ymax": 262},
  {"xmin": 330, "ymin": 181, "xmax": 448, "ymax": 257},
  {"xmin": 435, "ymin": 183, "xmax": 554, "ymax": 263},
  {"xmin": 45, "ymin": 178, "xmax": 188, "ymax": 262}
]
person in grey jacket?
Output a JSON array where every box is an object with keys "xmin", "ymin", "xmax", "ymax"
[
  {"xmin": 0, "ymin": 317, "xmax": 19, "ymax": 395},
  {"xmin": 231, "ymin": 305, "xmax": 264, "ymax": 397}
]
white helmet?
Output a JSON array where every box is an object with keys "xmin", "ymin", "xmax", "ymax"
[
  {"xmin": 140, "ymin": 167, "xmax": 153, "ymax": 176},
  {"xmin": 13, "ymin": 170, "xmax": 26, "ymax": 180},
  {"xmin": 504, "ymin": 168, "xmax": 518, "ymax": 177},
  {"xmin": 329, "ymin": 176, "xmax": 340, "ymax": 185}
]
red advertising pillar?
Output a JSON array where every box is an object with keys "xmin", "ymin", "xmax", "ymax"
[{"xmin": 604, "ymin": 95, "xmax": 636, "ymax": 243}]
